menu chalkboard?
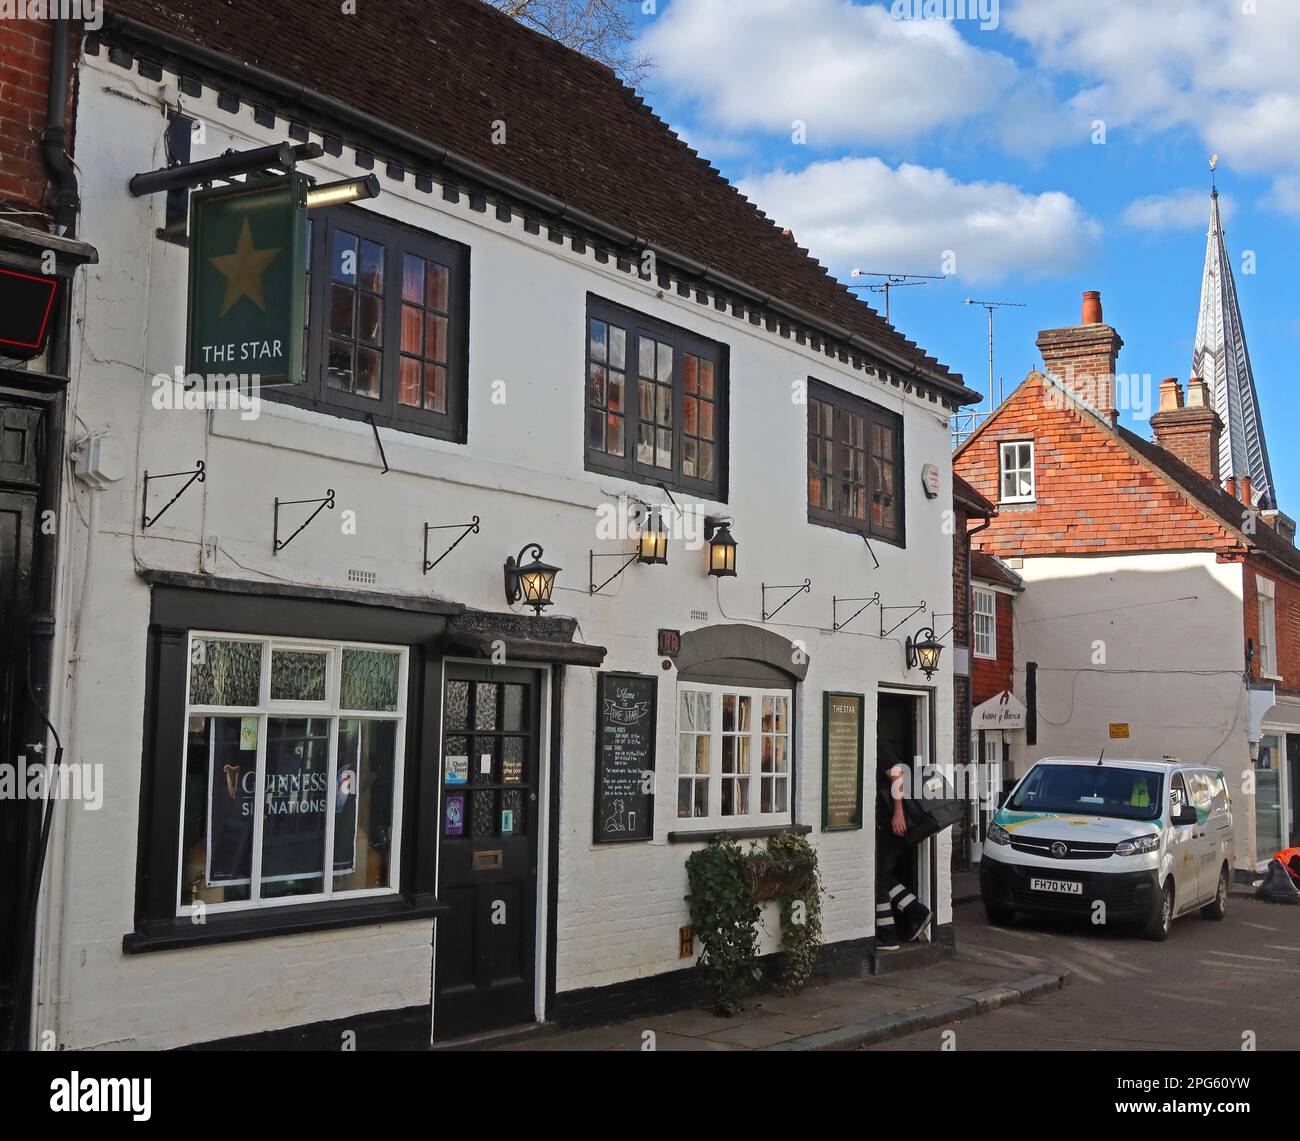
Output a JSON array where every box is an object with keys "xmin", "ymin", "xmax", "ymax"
[
  {"xmin": 593, "ymin": 672, "xmax": 657, "ymax": 843},
  {"xmin": 822, "ymin": 692, "xmax": 864, "ymax": 831}
]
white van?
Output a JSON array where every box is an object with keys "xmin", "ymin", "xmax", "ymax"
[{"xmin": 980, "ymin": 757, "xmax": 1235, "ymax": 941}]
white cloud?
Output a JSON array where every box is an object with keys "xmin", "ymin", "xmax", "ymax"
[
  {"xmin": 1005, "ymin": 0, "xmax": 1300, "ymax": 176},
  {"xmin": 1265, "ymin": 175, "xmax": 1300, "ymax": 219},
  {"xmin": 1122, "ymin": 189, "xmax": 1230, "ymax": 232},
  {"xmin": 639, "ymin": 0, "xmax": 1067, "ymax": 154},
  {"xmin": 738, "ymin": 157, "xmax": 1100, "ymax": 283}
]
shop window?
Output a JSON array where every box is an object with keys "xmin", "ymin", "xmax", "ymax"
[
  {"xmin": 585, "ymin": 296, "xmax": 728, "ymax": 500},
  {"xmin": 266, "ymin": 205, "xmax": 468, "ymax": 442},
  {"xmin": 676, "ymin": 683, "xmax": 792, "ymax": 827},
  {"xmin": 972, "ymin": 587, "xmax": 996, "ymax": 659},
  {"xmin": 807, "ymin": 380, "xmax": 903, "ymax": 544},
  {"xmin": 179, "ymin": 634, "xmax": 407, "ymax": 915}
]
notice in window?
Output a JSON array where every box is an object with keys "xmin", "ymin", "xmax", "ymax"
[{"xmin": 823, "ymin": 693, "xmax": 864, "ymax": 831}]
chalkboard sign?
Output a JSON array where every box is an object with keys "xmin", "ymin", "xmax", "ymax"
[
  {"xmin": 822, "ymin": 692, "xmax": 865, "ymax": 831},
  {"xmin": 593, "ymin": 672, "xmax": 657, "ymax": 843}
]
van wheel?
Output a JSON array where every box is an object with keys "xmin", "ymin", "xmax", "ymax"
[
  {"xmin": 1143, "ymin": 881, "xmax": 1174, "ymax": 941},
  {"xmin": 1200, "ymin": 865, "xmax": 1229, "ymax": 921},
  {"xmin": 983, "ymin": 899, "xmax": 1016, "ymax": 926}
]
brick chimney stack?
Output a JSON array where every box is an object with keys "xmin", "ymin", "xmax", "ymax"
[
  {"xmin": 1150, "ymin": 377, "xmax": 1223, "ymax": 485},
  {"xmin": 1036, "ymin": 291, "xmax": 1124, "ymax": 424}
]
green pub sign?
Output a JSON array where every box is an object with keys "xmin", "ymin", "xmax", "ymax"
[{"xmin": 186, "ymin": 174, "xmax": 308, "ymax": 387}]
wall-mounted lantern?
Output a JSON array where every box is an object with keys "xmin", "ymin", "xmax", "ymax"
[
  {"xmin": 906, "ymin": 627, "xmax": 945, "ymax": 678},
  {"xmin": 637, "ymin": 510, "xmax": 669, "ymax": 565},
  {"xmin": 705, "ymin": 517, "xmax": 737, "ymax": 578},
  {"xmin": 504, "ymin": 543, "xmax": 559, "ymax": 615}
]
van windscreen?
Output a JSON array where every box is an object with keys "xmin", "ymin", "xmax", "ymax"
[{"xmin": 1008, "ymin": 765, "xmax": 1165, "ymax": 822}]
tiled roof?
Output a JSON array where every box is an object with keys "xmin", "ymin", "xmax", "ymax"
[
  {"xmin": 953, "ymin": 472, "xmax": 996, "ymax": 515},
  {"xmin": 970, "ymin": 550, "xmax": 1022, "ymax": 590},
  {"xmin": 102, "ymin": 0, "xmax": 971, "ymax": 398}
]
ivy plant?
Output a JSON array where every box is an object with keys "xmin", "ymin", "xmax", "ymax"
[
  {"xmin": 685, "ymin": 837, "xmax": 761, "ymax": 1014},
  {"xmin": 760, "ymin": 832, "xmax": 824, "ymax": 994}
]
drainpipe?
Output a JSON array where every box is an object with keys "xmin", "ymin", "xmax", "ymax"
[
  {"xmin": 41, "ymin": 16, "xmax": 80, "ymax": 237},
  {"xmin": 962, "ymin": 511, "xmax": 992, "ymax": 870}
]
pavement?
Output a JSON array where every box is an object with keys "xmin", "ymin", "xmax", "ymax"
[
  {"xmin": 869, "ymin": 890, "xmax": 1300, "ymax": 1051},
  {"xmin": 492, "ymin": 948, "xmax": 1068, "ymax": 1052}
]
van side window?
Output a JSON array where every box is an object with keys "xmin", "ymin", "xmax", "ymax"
[
  {"xmin": 1170, "ymin": 772, "xmax": 1187, "ymax": 808},
  {"xmin": 1213, "ymin": 772, "xmax": 1231, "ymax": 810},
  {"xmin": 1189, "ymin": 773, "xmax": 1213, "ymax": 813}
]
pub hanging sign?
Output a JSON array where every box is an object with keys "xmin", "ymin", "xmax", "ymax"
[{"xmin": 185, "ymin": 174, "xmax": 308, "ymax": 388}]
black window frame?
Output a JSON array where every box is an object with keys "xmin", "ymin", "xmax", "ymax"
[
  {"xmin": 583, "ymin": 295, "xmax": 729, "ymax": 501},
  {"xmin": 806, "ymin": 379, "xmax": 905, "ymax": 546},
  {"xmin": 264, "ymin": 204, "xmax": 470, "ymax": 444}
]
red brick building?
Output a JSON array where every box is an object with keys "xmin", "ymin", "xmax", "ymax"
[{"xmin": 955, "ymin": 290, "xmax": 1300, "ymax": 872}]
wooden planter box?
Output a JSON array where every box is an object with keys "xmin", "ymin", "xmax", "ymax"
[{"xmin": 746, "ymin": 855, "xmax": 814, "ymax": 901}]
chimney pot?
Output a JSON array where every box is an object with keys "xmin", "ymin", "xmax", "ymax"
[
  {"xmin": 1186, "ymin": 377, "xmax": 1210, "ymax": 409},
  {"xmin": 1226, "ymin": 477, "xmax": 1237, "ymax": 499},
  {"xmin": 1157, "ymin": 377, "xmax": 1184, "ymax": 413},
  {"xmin": 1081, "ymin": 290, "xmax": 1103, "ymax": 325},
  {"xmin": 1242, "ymin": 476, "xmax": 1253, "ymax": 505}
]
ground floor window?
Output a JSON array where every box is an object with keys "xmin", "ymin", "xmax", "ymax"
[
  {"xmin": 179, "ymin": 634, "xmax": 407, "ymax": 915},
  {"xmin": 677, "ymin": 683, "xmax": 792, "ymax": 827}
]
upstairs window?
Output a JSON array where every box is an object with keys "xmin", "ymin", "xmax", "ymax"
[
  {"xmin": 999, "ymin": 441, "xmax": 1035, "ymax": 502},
  {"xmin": 973, "ymin": 587, "xmax": 996, "ymax": 659},
  {"xmin": 585, "ymin": 297, "xmax": 727, "ymax": 500},
  {"xmin": 1257, "ymin": 575, "xmax": 1278, "ymax": 677},
  {"xmin": 268, "ymin": 205, "xmax": 469, "ymax": 443},
  {"xmin": 807, "ymin": 380, "xmax": 903, "ymax": 544}
]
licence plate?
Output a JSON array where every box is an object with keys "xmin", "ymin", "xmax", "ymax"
[{"xmin": 1029, "ymin": 877, "xmax": 1083, "ymax": 895}]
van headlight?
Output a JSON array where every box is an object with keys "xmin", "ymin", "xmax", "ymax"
[
  {"xmin": 1115, "ymin": 833, "xmax": 1160, "ymax": 856},
  {"xmin": 987, "ymin": 822, "xmax": 1011, "ymax": 846}
]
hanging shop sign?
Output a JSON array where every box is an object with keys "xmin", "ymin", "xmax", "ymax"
[
  {"xmin": 185, "ymin": 174, "xmax": 308, "ymax": 387},
  {"xmin": 0, "ymin": 264, "xmax": 60, "ymax": 360},
  {"xmin": 822, "ymin": 692, "xmax": 865, "ymax": 831},
  {"xmin": 972, "ymin": 689, "xmax": 1027, "ymax": 731},
  {"xmin": 593, "ymin": 671, "xmax": 657, "ymax": 843}
]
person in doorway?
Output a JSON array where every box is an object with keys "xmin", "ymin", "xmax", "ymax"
[{"xmin": 875, "ymin": 741, "xmax": 933, "ymax": 949}]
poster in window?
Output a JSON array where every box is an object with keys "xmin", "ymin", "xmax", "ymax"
[
  {"xmin": 206, "ymin": 717, "xmax": 359, "ymax": 885},
  {"xmin": 593, "ymin": 672, "xmax": 657, "ymax": 843},
  {"xmin": 822, "ymin": 692, "xmax": 865, "ymax": 831}
]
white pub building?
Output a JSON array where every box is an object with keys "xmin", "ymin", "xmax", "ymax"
[{"xmin": 24, "ymin": 0, "xmax": 979, "ymax": 1048}]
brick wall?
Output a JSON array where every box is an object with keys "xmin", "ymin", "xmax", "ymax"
[
  {"xmin": 1244, "ymin": 565, "xmax": 1300, "ymax": 694},
  {"xmin": 0, "ymin": 18, "xmax": 69, "ymax": 214},
  {"xmin": 955, "ymin": 373, "xmax": 1236, "ymax": 558}
]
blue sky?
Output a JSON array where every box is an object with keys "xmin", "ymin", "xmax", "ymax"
[{"xmin": 630, "ymin": 0, "xmax": 1300, "ymax": 502}]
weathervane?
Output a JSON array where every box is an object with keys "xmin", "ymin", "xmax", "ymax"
[{"xmin": 1210, "ymin": 153, "xmax": 1219, "ymax": 193}]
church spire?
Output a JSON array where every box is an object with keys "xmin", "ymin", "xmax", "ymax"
[{"xmin": 1190, "ymin": 171, "xmax": 1276, "ymax": 507}]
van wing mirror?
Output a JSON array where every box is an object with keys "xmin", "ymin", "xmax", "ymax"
[{"xmin": 1173, "ymin": 805, "xmax": 1198, "ymax": 827}]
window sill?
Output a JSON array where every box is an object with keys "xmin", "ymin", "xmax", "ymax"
[
  {"xmin": 999, "ymin": 498, "xmax": 1036, "ymax": 507},
  {"xmin": 123, "ymin": 895, "xmax": 447, "ymax": 955},
  {"xmin": 666, "ymin": 823, "xmax": 812, "ymax": 844},
  {"xmin": 1260, "ymin": 673, "xmax": 1283, "ymax": 683}
]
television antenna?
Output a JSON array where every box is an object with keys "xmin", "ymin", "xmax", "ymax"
[
  {"xmin": 849, "ymin": 269, "xmax": 947, "ymax": 323},
  {"xmin": 965, "ymin": 297, "xmax": 1026, "ymax": 415}
]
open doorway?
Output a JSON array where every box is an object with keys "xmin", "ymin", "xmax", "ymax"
[{"xmin": 877, "ymin": 691, "xmax": 921, "ymax": 909}]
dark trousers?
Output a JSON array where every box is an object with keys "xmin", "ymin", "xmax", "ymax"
[{"xmin": 875, "ymin": 830, "xmax": 923, "ymax": 937}]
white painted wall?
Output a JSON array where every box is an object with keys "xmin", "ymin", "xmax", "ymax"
[
  {"xmin": 1007, "ymin": 552, "xmax": 1255, "ymax": 865},
  {"xmin": 35, "ymin": 51, "xmax": 958, "ymax": 1049}
]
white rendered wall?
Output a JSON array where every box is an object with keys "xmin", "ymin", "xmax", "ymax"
[{"xmin": 36, "ymin": 52, "xmax": 957, "ymax": 1048}]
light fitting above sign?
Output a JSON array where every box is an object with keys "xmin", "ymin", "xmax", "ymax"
[{"xmin": 185, "ymin": 174, "xmax": 308, "ymax": 388}]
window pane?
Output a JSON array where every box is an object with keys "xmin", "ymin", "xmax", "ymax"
[
  {"xmin": 270, "ymin": 649, "xmax": 328, "ymax": 702},
  {"xmin": 331, "ymin": 230, "xmax": 358, "ymax": 282},
  {"xmin": 607, "ymin": 370, "xmax": 624, "ymax": 413},
  {"xmin": 503, "ymin": 684, "xmax": 526, "ymax": 731},
  {"xmin": 588, "ymin": 362, "xmax": 607, "ymax": 407},
  {"xmin": 426, "ymin": 263, "xmax": 450, "ymax": 311},
  {"xmin": 424, "ymin": 364, "xmax": 447, "ymax": 413},
  {"xmin": 402, "ymin": 253, "xmax": 424, "ymax": 303},
  {"xmin": 326, "ymin": 338, "xmax": 355, "ymax": 391},
  {"xmin": 401, "ymin": 304, "xmax": 422, "ymax": 354},
  {"xmin": 181, "ymin": 715, "xmax": 252, "ymax": 906},
  {"xmin": 399, "ymin": 356, "xmax": 421, "ymax": 406},
  {"xmin": 587, "ymin": 408, "xmax": 606, "ymax": 452},
  {"xmin": 678, "ymin": 734, "xmax": 695, "ymax": 774},
  {"xmin": 426, "ymin": 314, "xmax": 448, "ymax": 362},
  {"xmin": 475, "ymin": 682, "xmax": 499, "ymax": 729},
  {"xmin": 656, "ymin": 387, "xmax": 671, "ymax": 427},
  {"xmin": 678, "ymin": 780, "xmax": 692, "ymax": 817},
  {"xmin": 606, "ymin": 412, "xmax": 624, "ymax": 456},
  {"xmin": 699, "ymin": 359, "xmax": 715, "ymax": 398},
  {"xmin": 190, "ymin": 639, "xmax": 262, "ymax": 707},
  {"xmin": 609, "ymin": 325, "xmax": 626, "ymax": 370},
  {"xmin": 333, "ymin": 718, "xmax": 397, "ymax": 892},
  {"xmin": 656, "ymin": 343, "xmax": 673, "ymax": 383},
  {"xmin": 589, "ymin": 319, "xmax": 607, "ymax": 364},
  {"xmin": 639, "ymin": 337, "xmax": 655, "ymax": 378},
  {"xmin": 329, "ymin": 283, "xmax": 354, "ymax": 336},
  {"xmin": 340, "ymin": 649, "xmax": 401, "ymax": 711},
  {"xmin": 446, "ymin": 680, "xmax": 469, "ymax": 729},
  {"xmin": 259, "ymin": 716, "xmax": 331, "ymax": 900},
  {"xmin": 358, "ymin": 293, "xmax": 383, "ymax": 346},
  {"xmin": 356, "ymin": 348, "xmax": 382, "ymax": 399},
  {"xmin": 684, "ymin": 354, "xmax": 697, "ymax": 394},
  {"xmin": 358, "ymin": 240, "xmax": 385, "ymax": 292}
]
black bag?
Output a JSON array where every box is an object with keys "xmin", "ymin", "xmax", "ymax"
[{"xmin": 902, "ymin": 766, "xmax": 962, "ymax": 845}]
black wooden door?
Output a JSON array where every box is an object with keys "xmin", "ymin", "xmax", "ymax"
[{"xmin": 434, "ymin": 665, "xmax": 541, "ymax": 1039}]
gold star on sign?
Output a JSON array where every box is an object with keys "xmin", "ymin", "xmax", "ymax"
[{"xmin": 210, "ymin": 218, "xmax": 283, "ymax": 317}]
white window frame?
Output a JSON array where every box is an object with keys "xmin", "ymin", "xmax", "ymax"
[
  {"xmin": 999, "ymin": 440, "xmax": 1035, "ymax": 503},
  {"xmin": 1257, "ymin": 575, "xmax": 1279, "ymax": 678},
  {"xmin": 972, "ymin": 587, "xmax": 996, "ymax": 660},
  {"xmin": 176, "ymin": 632, "xmax": 408, "ymax": 918},
  {"xmin": 676, "ymin": 682, "xmax": 794, "ymax": 830}
]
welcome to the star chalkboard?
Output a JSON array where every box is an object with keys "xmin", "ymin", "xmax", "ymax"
[{"xmin": 593, "ymin": 672, "xmax": 657, "ymax": 844}]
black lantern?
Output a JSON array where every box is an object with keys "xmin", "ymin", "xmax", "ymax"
[
  {"xmin": 637, "ymin": 510, "xmax": 669, "ymax": 565},
  {"xmin": 705, "ymin": 518, "xmax": 737, "ymax": 578},
  {"xmin": 906, "ymin": 627, "xmax": 944, "ymax": 678},
  {"xmin": 504, "ymin": 543, "xmax": 560, "ymax": 615}
]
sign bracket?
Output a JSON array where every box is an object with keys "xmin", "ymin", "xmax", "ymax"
[
  {"xmin": 273, "ymin": 489, "xmax": 335, "ymax": 553},
  {"xmin": 589, "ymin": 549, "xmax": 639, "ymax": 595},
  {"xmin": 424, "ymin": 516, "xmax": 480, "ymax": 574},
  {"xmin": 861, "ymin": 532, "xmax": 880, "ymax": 570},
  {"xmin": 366, "ymin": 414, "xmax": 390, "ymax": 474},
  {"xmin": 762, "ymin": 579, "xmax": 812, "ymax": 622},
  {"xmin": 832, "ymin": 592, "xmax": 880, "ymax": 632},
  {"xmin": 881, "ymin": 600, "xmax": 927, "ymax": 638},
  {"xmin": 142, "ymin": 460, "xmax": 206, "ymax": 529}
]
